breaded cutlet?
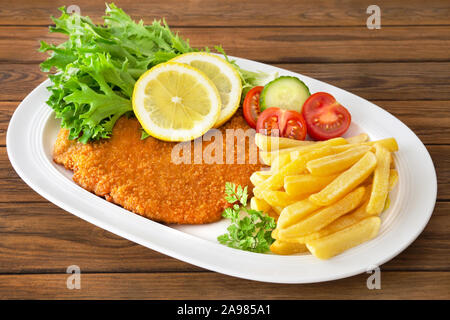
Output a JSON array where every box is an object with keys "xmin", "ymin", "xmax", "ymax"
[{"xmin": 53, "ymin": 111, "xmax": 264, "ymax": 224}]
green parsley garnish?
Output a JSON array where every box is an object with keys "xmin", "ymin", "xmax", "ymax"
[{"xmin": 217, "ymin": 182, "xmax": 276, "ymax": 253}]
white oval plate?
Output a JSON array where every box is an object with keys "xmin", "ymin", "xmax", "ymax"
[{"xmin": 7, "ymin": 56, "xmax": 437, "ymax": 283}]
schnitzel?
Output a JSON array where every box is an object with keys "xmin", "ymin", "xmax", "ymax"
[{"xmin": 53, "ymin": 111, "xmax": 264, "ymax": 224}]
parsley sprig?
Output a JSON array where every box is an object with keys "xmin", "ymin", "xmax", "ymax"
[{"xmin": 218, "ymin": 183, "xmax": 276, "ymax": 253}]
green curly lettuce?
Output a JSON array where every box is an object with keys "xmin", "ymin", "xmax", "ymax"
[{"xmin": 40, "ymin": 3, "xmax": 270, "ymax": 143}]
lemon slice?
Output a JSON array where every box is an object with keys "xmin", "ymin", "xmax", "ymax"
[
  {"xmin": 132, "ymin": 62, "xmax": 221, "ymax": 142},
  {"xmin": 171, "ymin": 52, "xmax": 242, "ymax": 127}
]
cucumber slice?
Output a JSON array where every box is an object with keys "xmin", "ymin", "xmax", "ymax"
[{"xmin": 260, "ymin": 76, "xmax": 310, "ymax": 113}]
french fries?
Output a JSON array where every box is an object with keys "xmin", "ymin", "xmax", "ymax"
[
  {"xmin": 389, "ymin": 169, "xmax": 398, "ymax": 191},
  {"xmin": 309, "ymin": 151, "xmax": 377, "ymax": 206},
  {"xmin": 260, "ymin": 137, "xmax": 346, "ymax": 165},
  {"xmin": 278, "ymin": 186, "xmax": 366, "ymax": 238},
  {"xmin": 277, "ymin": 199, "xmax": 321, "ymax": 229},
  {"xmin": 284, "ymin": 174, "xmax": 337, "ymax": 197},
  {"xmin": 260, "ymin": 190, "xmax": 299, "ymax": 207},
  {"xmin": 271, "ymin": 153, "xmax": 291, "ymax": 172},
  {"xmin": 306, "ymin": 145, "xmax": 371, "ymax": 176},
  {"xmin": 346, "ymin": 133, "xmax": 369, "ymax": 144},
  {"xmin": 275, "ymin": 188, "xmax": 374, "ymax": 244},
  {"xmin": 367, "ymin": 144, "xmax": 391, "ymax": 215},
  {"xmin": 331, "ymin": 137, "xmax": 398, "ymax": 153},
  {"xmin": 253, "ymin": 145, "xmax": 334, "ymax": 198},
  {"xmin": 256, "ymin": 132, "xmax": 369, "ymax": 152},
  {"xmin": 289, "ymin": 137, "xmax": 347, "ymax": 160},
  {"xmin": 250, "ymin": 197, "xmax": 271, "ymax": 213},
  {"xmin": 272, "ymin": 206, "xmax": 283, "ymax": 215},
  {"xmin": 305, "ymin": 217, "xmax": 381, "ymax": 260},
  {"xmin": 270, "ymin": 239, "xmax": 308, "ymax": 255},
  {"xmin": 255, "ymin": 133, "xmax": 314, "ymax": 151},
  {"xmin": 250, "ymin": 134, "xmax": 399, "ymax": 259},
  {"xmin": 250, "ymin": 170, "xmax": 271, "ymax": 186}
]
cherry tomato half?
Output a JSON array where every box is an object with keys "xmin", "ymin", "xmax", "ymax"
[
  {"xmin": 256, "ymin": 107, "xmax": 307, "ymax": 140},
  {"xmin": 302, "ymin": 92, "xmax": 351, "ymax": 141},
  {"xmin": 243, "ymin": 86, "xmax": 264, "ymax": 128}
]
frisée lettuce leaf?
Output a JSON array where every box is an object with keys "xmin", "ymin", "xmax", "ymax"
[{"xmin": 40, "ymin": 3, "xmax": 270, "ymax": 143}]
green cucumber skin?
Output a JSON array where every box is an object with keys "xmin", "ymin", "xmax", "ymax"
[{"xmin": 259, "ymin": 76, "xmax": 311, "ymax": 112}]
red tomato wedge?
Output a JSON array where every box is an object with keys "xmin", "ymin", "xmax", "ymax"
[
  {"xmin": 242, "ymin": 86, "xmax": 264, "ymax": 128},
  {"xmin": 256, "ymin": 107, "xmax": 307, "ymax": 140},
  {"xmin": 302, "ymin": 92, "xmax": 351, "ymax": 140}
]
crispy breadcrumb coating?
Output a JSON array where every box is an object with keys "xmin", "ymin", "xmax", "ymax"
[{"xmin": 53, "ymin": 112, "xmax": 264, "ymax": 224}]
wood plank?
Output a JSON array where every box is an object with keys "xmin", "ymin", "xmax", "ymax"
[
  {"xmin": 2, "ymin": 100, "xmax": 449, "ymax": 146},
  {"xmin": 0, "ymin": 202, "xmax": 203, "ymax": 274},
  {"xmin": 427, "ymin": 146, "xmax": 450, "ymax": 200},
  {"xmin": 373, "ymin": 101, "xmax": 450, "ymax": 144},
  {"xmin": 0, "ymin": 201, "xmax": 447, "ymax": 274},
  {"xmin": 0, "ymin": 0, "xmax": 448, "ymax": 27},
  {"xmin": 2, "ymin": 62, "xmax": 450, "ymax": 102},
  {"xmin": 278, "ymin": 62, "xmax": 450, "ymax": 101},
  {"xmin": 1, "ymin": 26, "xmax": 449, "ymax": 64},
  {"xmin": 0, "ymin": 271, "xmax": 448, "ymax": 299},
  {"xmin": 0, "ymin": 64, "xmax": 47, "ymax": 101},
  {"xmin": 0, "ymin": 143, "xmax": 449, "ymax": 202}
]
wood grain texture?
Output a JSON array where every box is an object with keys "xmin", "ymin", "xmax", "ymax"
[
  {"xmin": 0, "ymin": 0, "xmax": 449, "ymax": 300},
  {"xmin": 0, "ymin": 146, "xmax": 449, "ymax": 202},
  {"xmin": 0, "ymin": 201, "xmax": 447, "ymax": 274},
  {"xmin": 0, "ymin": 271, "xmax": 448, "ymax": 299},
  {"xmin": 2, "ymin": 63, "xmax": 450, "ymax": 102},
  {"xmin": 2, "ymin": 100, "xmax": 450, "ymax": 146},
  {"xmin": 1, "ymin": 26, "xmax": 449, "ymax": 63},
  {"xmin": 0, "ymin": 0, "xmax": 448, "ymax": 27}
]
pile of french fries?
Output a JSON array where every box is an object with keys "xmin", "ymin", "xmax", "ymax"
[{"xmin": 251, "ymin": 133, "xmax": 399, "ymax": 259}]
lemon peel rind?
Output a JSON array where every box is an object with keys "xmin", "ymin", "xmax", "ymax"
[
  {"xmin": 170, "ymin": 52, "xmax": 242, "ymax": 128},
  {"xmin": 132, "ymin": 62, "xmax": 221, "ymax": 142}
]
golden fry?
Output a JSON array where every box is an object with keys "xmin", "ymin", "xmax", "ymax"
[
  {"xmin": 346, "ymin": 133, "xmax": 369, "ymax": 144},
  {"xmin": 286, "ymin": 187, "xmax": 373, "ymax": 243},
  {"xmin": 249, "ymin": 170, "xmax": 271, "ymax": 186},
  {"xmin": 277, "ymin": 199, "xmax": 321, "ymax": 229},
  {"xmin": 272, "ymin": 228, "xmax": 307, "ymax": 243},
  {"xmin": 261, "ymin": 137, "xmax": 346, "ymax": 165},
  {"xmin": 250, "ymin": 197, "xmax": 271, "ymax": 213},
  {"xmin": 284, "ymin": 174, "xmax": 337, "ymax": 197},
  {"xmin": 309, "ymin": 151, "xmax": 377, "ymax": 206},
  {"xmin": 278, "ymin": 186, "xmax": 366, "ymax": 238},
  {"xmin": 270, "ymin": 239, "xmax": 308, "ymax": 255},
  {"xmin": 383, "ymin": 196, "xmax": 390, "ymax": 211},
  {"xmin": 306, "ymin": 145, "xmax": 371, "ymax": 176},
  {"xmin": 289, "ymin": 137, "xmax": 347, "ymax": 160},
  {"xmin": 271, "ymin": 228, "xmax": 280, "ymax": 239},
  {"xmin": 367, "ymin": 144, "xmax": 390, "ymax": 215},
  {"xmin": 272, "ymin": 206, "xmax": 283, "ymax": 215},
  {"xmin": 259, "ymin": 146, "xmax": 306, "ymax": 165},
  {"xmin": 255, "ymin": 133, "xmax": 314, "ymax": 151},
  {"xmin": 332, "ymin": 138, "xmax": 398, "ymax": 153},
  {"xmin": 389, "ymin": 169, "xmax": 398, "ymax": 191},
  {"xmin": 306, "ymin": 216, "xmax": 381, "ymax": 260},
  {"xmin": 271, "ymin": 153, "xmax": 291, "ymax": 172},
  {"xmin": 253, "ymin": 145, "xmax": 334, "ymax": 198},
  {"xmin": 260, "ymin": 190, "xmax": 299, "ymax": 207},
  {"xmin": 305, "ymin": 198, "xmax": 372, "ymax": 242}
]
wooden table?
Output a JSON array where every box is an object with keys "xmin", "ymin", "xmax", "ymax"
[{"xmin": 0, "ymin": 0, "xmax": 449, "ymax": 299}]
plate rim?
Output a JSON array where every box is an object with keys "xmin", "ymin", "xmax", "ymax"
[{"xmin": 6, "ymin": 56, "xmax": 437, "ymax": 284}]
